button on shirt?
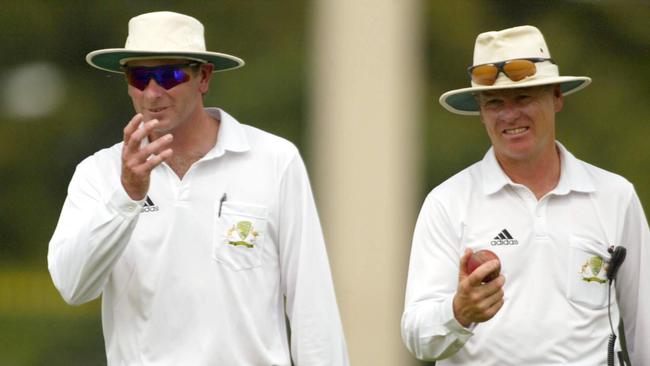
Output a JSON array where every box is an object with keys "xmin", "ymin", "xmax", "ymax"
[
  {"xmin": 401, "ymin": 143, "xmax": 650, "ymax": 365},
  {"xmin": 48, "ymin": 108, "xmax": 349, "ymax": 366}
]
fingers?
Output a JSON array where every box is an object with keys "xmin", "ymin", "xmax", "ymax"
[
  {"xmin": 123, "ymin": 124, "xmax": 173, "ymax": 170},
  {"xmin": 121, "ymin": 114, "xmax": 174, "ymax": 200},
  {"xmin": 458, "ymin": 248, "xmax": 473, "ymax": 278},
  {"xmin": 124, "ymin": 118, "xmax": 160, "ymax": 155},
  {"xmin": 139, "ymin": 147, "xmax": 174, "ymax": 172},
  {"xmin": 467, "ymin": 259, "xmax": 501, "ymax": 286},
  {"xmin": 454, "ymin": 250, "xmax": 506, "ymax": 326},
  {"xmin": 473, "ymin": 279, "xmax": 505, "ymax": 321},
  {"xmin": 123, "ymin": 113, "xmax": 143, "ymax": 146},
  {"xmin": 123, "ymin": 116, "xmax": 174, "ymax": 164},
  {"xmin": 484, "ymin": 284, "xmax": 506, "ymax": 312},
  {"xmin": 466, "ymin": 290, "xmax": 505, "ymax": 323},
  {"xmin": 458, "ymin": 271, "xmax": 505, "ymax": 301},
  {"xmin": 139, "ymin": 133, "xmax": 174, "ymax": 160},
  {"xmin": 454, "ymin": 277, "xmax": 505, "ymax": 326}
]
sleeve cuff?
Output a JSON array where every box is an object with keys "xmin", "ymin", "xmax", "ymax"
[
  {"xmin": 442, "ymin": 295, "xmax": 475, "ymax": 336},
  {"xmin": 108, "ymin": 185, "xmax": 145, "ymax": 216}
]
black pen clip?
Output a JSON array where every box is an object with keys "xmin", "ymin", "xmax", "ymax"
[{"xmin": 218, "ymin": 193, "xmax": 227, "ymax": 217}]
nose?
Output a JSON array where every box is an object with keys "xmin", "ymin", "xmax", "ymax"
[
  {"xmin": 497, "ymin": 100, "xmax": 521, "ymax": 123},
  {"xmin": 142, "ymin": 78, "xmax": 165, "ymax": 97}
]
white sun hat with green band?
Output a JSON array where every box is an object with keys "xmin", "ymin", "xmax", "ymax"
[
  {"xmin": 439, "ymin": 25, "xmax": 591, "ymax": 115},
  {"xmin": 86, "ymin": 11, "xmax": 244, "ymax": 73}
]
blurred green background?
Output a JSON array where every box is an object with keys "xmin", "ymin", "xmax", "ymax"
[{"xmin": 1, "ymin": 1, "xmax": 648, "ymax": 365}]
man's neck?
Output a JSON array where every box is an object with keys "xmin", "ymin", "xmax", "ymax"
[
  {"xmin": 497, "ymin": 144, "xmax": 561, "ymax": 200},
  {"xmin": 152, "ymin": 109, "xmax": 220, "ymax": 179}
]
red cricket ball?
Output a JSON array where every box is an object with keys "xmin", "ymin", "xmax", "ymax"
[{"xmin": 466, "ymin": 249, "xmax": 501, "ymax": 282}]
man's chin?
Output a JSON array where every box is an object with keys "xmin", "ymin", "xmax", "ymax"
[
  {"xmin": 495, "ymin": 144, "xmax": 535, "ymax": 162},
  {"xmin": 149, "ymin": 120, "xmax": 177, "ymax": 136},
  {"xmin": 142, "ymin": 112, "xmax": 165, "ymax": 122}
]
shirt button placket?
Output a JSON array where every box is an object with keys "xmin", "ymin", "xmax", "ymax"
[
  {"xmin": 533, "ymin": 200, "xmax": 548, "ymax": 238},
  {"xmin": 178, "ymin": 183, "xmax": 190, "ymax": 201}
]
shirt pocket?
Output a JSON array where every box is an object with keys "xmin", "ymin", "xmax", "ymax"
[
  {"xmin": 567, "ymin": 236, "xmax": 610, "ymax": 309},
  {"xmin": 213, "ymin": 201, "xmax": 268, "ymax": 271}
]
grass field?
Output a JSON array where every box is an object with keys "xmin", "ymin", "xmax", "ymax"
[
  {"xmin": 0, "ymin": 314, "xmax": 105, "ymax": 366},
  {"xmin": 0, "ymin": 269, "xmax": 105, "ymax": 365}
]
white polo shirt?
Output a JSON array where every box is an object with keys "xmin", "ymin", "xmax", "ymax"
[
  {"xmin": 402, "ymin": 143, "xmax": 649, "ymax": 366},
  {"xmin": 48, "ymin": 108, "xmax": 349, "ymax": 366}
]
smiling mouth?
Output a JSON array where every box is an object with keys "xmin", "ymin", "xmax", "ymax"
[
  {"xmin": 503, "ymin": 127, "xmax": 528, "ymax": 135},
  {"xmin": 148, "ymin": 107, "xmax": 167, "ymax": 113}
]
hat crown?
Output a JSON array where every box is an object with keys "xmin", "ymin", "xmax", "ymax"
[
  {"xmin": 438, "ymin": 25, "xmax": 591, "ymax": 115},
  {"xmin": 125, "ymin": 11, "xmax": 207, "ymax": 52},
  {"xmin": 473, "ymin": 25, "xmax": 551, "ymax": 65},
  {"xmin": 85, "ymin": 11, "xmax": 244, "ymax": 74}
]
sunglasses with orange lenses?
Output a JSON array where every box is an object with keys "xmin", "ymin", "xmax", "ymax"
[{"xmin": 468, "ymin": 58, "xmax": 555, "ymax": 86}]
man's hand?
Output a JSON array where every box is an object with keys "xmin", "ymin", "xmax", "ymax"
[
  {"xmin": 121, "ymin": 114, "xmax": 173, "ymax": 201},
  {"xmin": 452, "ymin": 248, "xmax": 505, "ymax": 327}
]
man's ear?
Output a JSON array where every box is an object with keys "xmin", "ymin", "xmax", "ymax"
[
  {"xmin": 553, "ymin": 84, "xmax": 564, "ymax": 113},
  {"xmin": 199, "ymin": 63, "xmax": 214, "ymax": 94},
  {"xmin": 477, "ymin": 107, "xmax": 485, "ymax": 124}
]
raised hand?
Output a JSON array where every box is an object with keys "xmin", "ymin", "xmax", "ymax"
[{"xmin": 121, "ymin": 114, "xmax": 174, "ymax": 200}]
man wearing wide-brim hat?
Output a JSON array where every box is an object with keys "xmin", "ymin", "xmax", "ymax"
[
  {"xmin": 48, "ymin": 11, "xmax": 349, "ymax": 365},
  {"xmin": 401, "ymin": 25, "xmax": 649, "ymax": 365}
]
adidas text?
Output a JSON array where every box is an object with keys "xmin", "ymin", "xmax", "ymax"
[{"xmin": 491, "ymin": 238, "xmax": 519, "ymax": 246}]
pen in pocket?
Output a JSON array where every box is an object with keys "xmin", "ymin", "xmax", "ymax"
[{"xmin": 218, "ymin": 193, "xmax": 227, "ymax": 217}]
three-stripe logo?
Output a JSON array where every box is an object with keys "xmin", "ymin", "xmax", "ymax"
[
  {"xmin": 490, "ymin": 229, "xmax": 518, "ymax": 246},
  {"xmin": 141, "ymin": 196, "xmax": 159, "ymax": 213}
]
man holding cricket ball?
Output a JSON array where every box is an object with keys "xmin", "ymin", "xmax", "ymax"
[{"xmin": 401, "ymin": 25, "xmax": 649, "ymax": 365}]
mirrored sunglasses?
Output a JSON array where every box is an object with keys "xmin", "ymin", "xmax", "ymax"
[
  {"xmin": 468, "ymin": 58, "xmax": 555, "ymax": 86},
  {"xmin": 123, "ymin": 62, "xmax": 200, "ymax": 90}
]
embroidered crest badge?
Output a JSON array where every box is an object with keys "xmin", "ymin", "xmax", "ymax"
[
  {"xmin": 579, "ymin": 255, "xmax": 608, "ymax": 284},
  {"xmin": 226, "ymin": 220, "xmax": 259, "ymax": 249}
]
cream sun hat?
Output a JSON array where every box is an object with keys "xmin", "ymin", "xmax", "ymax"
[
  {"xmin": 439, "ymin": 25, "xmax": 591, "ymax": 115},
  {"xmin": 86, "ymin": 11, "xmax": 244, "ymax": 73}
]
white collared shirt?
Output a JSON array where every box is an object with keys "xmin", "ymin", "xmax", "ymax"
[
  {"xmin": 402, "ymin": 142, "xmax": 650, "ymax": 365},
  {"xmin": 48, "ymin": 108, "xmax": 349, "ymax": 366}
]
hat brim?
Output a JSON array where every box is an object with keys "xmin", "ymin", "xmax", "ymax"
[
  {"xmin": 439, "ymin": 76, "xmax": 591, "ymax": 115},
  {"xmin": 86, "ymin": 49, "xmax": 245, "ymax": 73}
]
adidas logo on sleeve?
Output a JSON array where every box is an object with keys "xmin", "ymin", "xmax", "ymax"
[
  {"xmin": 141, "ymin": 196, "xmax": 159, "ymax": 213},
  {"xmin": 490, "ymin": 229, "xmax": 519, "ymax": 246}
]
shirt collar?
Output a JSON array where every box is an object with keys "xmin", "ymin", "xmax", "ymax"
[
  {"xmin": 553, "ymin": 141, "xmax": 595, "ymax": 195},
  {"xmin": 480, "ymin": 147, "xmax": 511, "ymax": 195},
  {"xmin": 204, "ymin": 107, "xmax": 251, "ymax": 159},
  {"xmin": 140, "ymin": 108, "xmax": 251, "ymax": 158},
  {"xmin": 481, "ymin": 141, "xmax": 596, "ymax": 196}
]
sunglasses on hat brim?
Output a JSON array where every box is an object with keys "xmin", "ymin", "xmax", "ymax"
[
  {"xmin": 467, "ymin": 58, "xmax": 555, "ymax": 86},
  {"xmin": 123, "ymin": 62, "xmax": 201, "ymax": 90}
]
